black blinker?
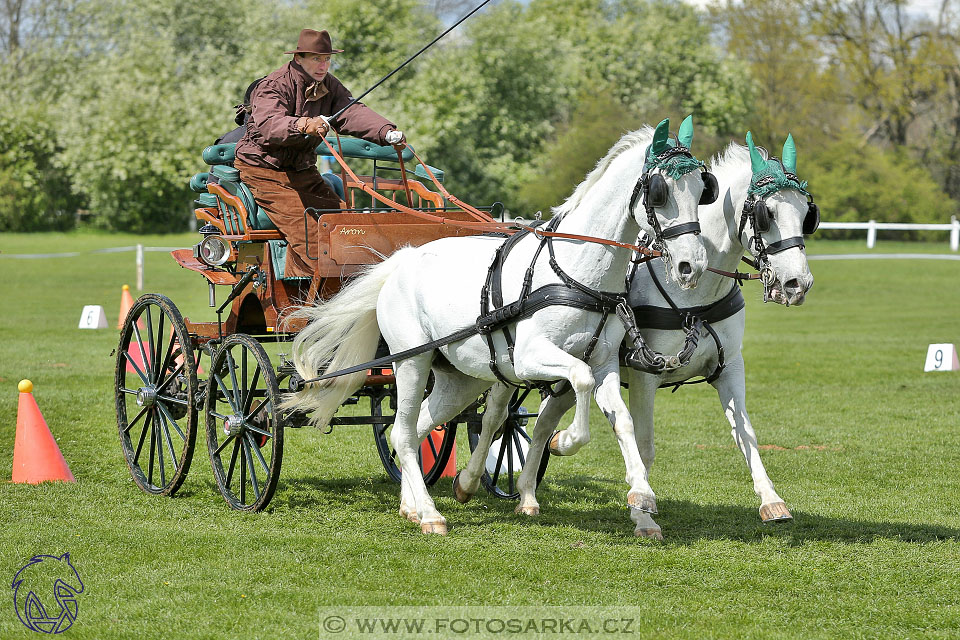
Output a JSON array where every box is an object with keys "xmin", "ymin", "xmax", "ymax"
[
  {"xmin": 699, "ymin": 171, "xmax": 719, "ymax": 205},
  {"xmin": 645, "ymin": 174, "xmax": 668, "ymax": 209},
  {"xmin": 754, "ymin": 199, "xmax": 771, "ymax": 233},
  {"xmin": 803, "ymin": 201, "xmax": 820, "ymax": 235}
]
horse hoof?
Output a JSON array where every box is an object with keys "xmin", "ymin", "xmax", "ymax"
[
  {"xmin": 627, "ymin": 492, "xmax": 658, "ymax": 514},
  {"xmin": 515, "ymin": 505, "xmax": 540, "ymax": 517},
  {"xmin": 760, "ymin": 501, "xmax": 793, "ymax": 523},
  {"xmin": 452, "ymin": 471, "xmax": 473, "ymax": 504},
  {"xmin": 399, "ymin": 504, "xmax": 420, "ymax": 524},
  {"xmin": 548, "ymin": 430, "xmax": 563, "ymax": 456},
  {"xmin": 635, "ymin": 527, "xmax": 663, "ymax": 540},
  {"xmin": 421, "ymin": 521, "xmax": 448, "ymax": 535}
]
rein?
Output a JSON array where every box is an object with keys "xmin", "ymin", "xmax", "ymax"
[{"xmin": 317, "ymin": 136, "xmax": 663, "ymax": 259}]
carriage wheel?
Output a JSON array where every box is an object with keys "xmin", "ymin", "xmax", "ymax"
[
  {"xmin": 115, "ymin": 294, "xmax": 198, "ymax": 496},
  {"xmin": 371, "ymin": 386, "xmax": 458, "ymax": 486},
  {"xmin": 468, "ymin": 388, "xmax": 549, "ymax": 500},
  {"xmin": 205, "ymin": 334, "xmax": 283, "ymax": 512}
]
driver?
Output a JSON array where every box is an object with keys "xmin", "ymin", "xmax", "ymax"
[{"xmin": 235, "ymin": 29, "xmax": 405, "ymax": 278}]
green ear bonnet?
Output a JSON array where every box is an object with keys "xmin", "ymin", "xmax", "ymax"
[
  {"xmin": 746, "ymin": 131, "xmax": 809, "ymax": 199},
  {"xmin": 643, "ymin": 116, "xmax": 706, "ymax": 180}
]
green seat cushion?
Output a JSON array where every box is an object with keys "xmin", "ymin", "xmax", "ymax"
[
  {"xmin": 203, "ymin": 143, "xmax": 237, "ymax": 165},
  {"xmin": 321, "ymin": 172, "xmax": 345, "ymax": 200},
  {"xmin": 210, "ymin": 165, "xmax": 240, "ymax": 182},
  {"xmin": 414, "ymin": 163, "xmax": 444, "ymax": 183},
  {"xmin": 195, "ymin": 193, "xmax": 218, "ymax": 208},
  {"xmin": 268, "ymin": 240, "xmax": 309, "ymax": 280},
  {"xmin": 189, "ymin": 172, "xmax": 209, "ymax": 193},
  {"xmin": 317, "ymin": 137, "xmax": 414, "ymax": 162}
]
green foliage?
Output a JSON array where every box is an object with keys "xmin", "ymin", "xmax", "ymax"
[
  {"xmin": 805, "ymin": 137, "xmax": 956, "ymax": 227},
  {"xmin": 517, "ymin": 94, "xmax": 644, "ymax": 215},
  {"xmin": 0, "ymin": 114, "xmax": 81, "ymax": 231}
]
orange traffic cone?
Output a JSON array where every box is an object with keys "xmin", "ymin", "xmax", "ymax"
[
  {"xmin": 12, "ymin": 380, "xmax": 75, "ymax": 484},
  {"xmin": 421, "ymin": 427, "xmax": 457, "ymax": 478},
  {"xmin": 117, "ymin": 284, "xmax": 134, "ymax": 329}
]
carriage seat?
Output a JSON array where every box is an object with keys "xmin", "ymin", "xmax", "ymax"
[{"xmin": 191, "ymin": 143, "xmax": 345, "ymax": 234}]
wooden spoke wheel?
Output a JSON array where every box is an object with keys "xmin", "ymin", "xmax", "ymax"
[
  {"xmin": 205, "ymin": 334, "xmax": 283, "ymax": 512},
  {"xmin": 468, "ymin": 388, "xmax": 549, "ymax": 500},
  {"xmin": 371, "ymin": 386, "xmax": 457, "ymax": 486},
  {"xmin": 115, "ymin": 294, "xmax": 198, "ymax": 496}
]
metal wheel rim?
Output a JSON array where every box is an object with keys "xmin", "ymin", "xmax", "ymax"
[
  {"xmin": 115, "ymin": 294, "xmax": 197, "ymax": 496},
  {"xmin": 371, "ymin": 386, "xmax": 457, "ymax": 486},
  {"xmin": 468, "ymin": 388, "xmax": 549, "ymax": 500},
  {"xmin": 205, "ymin": 334, "xmax": 283, "ymax": 512}
]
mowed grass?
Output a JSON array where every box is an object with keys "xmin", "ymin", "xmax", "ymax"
[{"xmin": 1, "ymin": 231, "xmax": 959, "ymax": 639}]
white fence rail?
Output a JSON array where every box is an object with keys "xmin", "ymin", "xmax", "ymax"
[{"xmin": 820, "ymin": 215, "xmax": 959, "ymax": 251}]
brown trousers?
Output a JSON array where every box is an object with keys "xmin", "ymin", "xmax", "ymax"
[{"xmin": 235, "ymin": 160, "xmax": 341, "ymax": 278}]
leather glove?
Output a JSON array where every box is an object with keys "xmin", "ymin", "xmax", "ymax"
[
  {"xmin": 385, "ymin": 129, "xmax": 405, "ymax": 146},
  {"xmin": 298, "ymin": 115, "xmax": 330, "ymax": 138}
]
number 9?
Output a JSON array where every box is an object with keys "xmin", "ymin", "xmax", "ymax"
[{"xmin": 935, "ymin": 349, "xmax": 944, "ymax": 369}]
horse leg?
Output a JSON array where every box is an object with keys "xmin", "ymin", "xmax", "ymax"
[
  {"xmin": 391, "ymin": 354, "xmax": 448, "ymax": 534},
  {"xmin": 453, "ymin": 383, "xmax": 512, "ymax": 503},
  {"xmin": 712, "ymin": 355, "xmax": 791, "ymax": 523},
  {"xmin": 625, "ymin": 368, "xmax": 662, "ymax": 539},
  {"xmin": 592, "ymin": 360, "xmax": 658, "ymax": 519},
  {"xmin": 627, "ymin": 368, "xmax": 659, "ymax": 478},
  {"xmin": 399, "ymin": 368, "xmax": 489, "ymax": 522},
  {"xmin": 525, "ymin": 354, "xmax": 594, "ymax": 457},
  {"xmin": 516, "ymin": 389, "xmax": 574, "ymax": 516}
]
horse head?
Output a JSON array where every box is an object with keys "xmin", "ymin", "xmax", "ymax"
[
  {"xmin": 739, "ymin": 131, "xmax": 816, "ymax": 306},
  {"xmin": 633, "ymin": 115, "xmax": 711, "ymax": 289}
]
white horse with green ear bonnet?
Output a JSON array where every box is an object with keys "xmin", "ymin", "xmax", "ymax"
[
  {"xmin": 284, "ymin": 117, "xmax": 710, "ymax": 534},
  {"xmin": 512, "ymin": 131, "xmax": 816, "ymax": 539}
]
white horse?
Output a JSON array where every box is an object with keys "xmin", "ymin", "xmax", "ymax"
[
  {"xmin": 513, "ymin": 132, "xmax": 817, "ymax": 539},
  {"xmin": 284, "ymin": 117, "xmax": 711, "ymax": 534}
]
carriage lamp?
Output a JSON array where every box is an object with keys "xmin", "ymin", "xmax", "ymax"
[
  {"xmin": 194, "ymin": 235, "xmax": 231, "ymax": 267},
  {"xmin": 199, "ymin": 223, "xmax": 220, "ymax": 236}
]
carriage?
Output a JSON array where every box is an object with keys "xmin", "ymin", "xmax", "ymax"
[{"xmin": 114, "ymin": 137, "xmax": 546, "ymax": 512}]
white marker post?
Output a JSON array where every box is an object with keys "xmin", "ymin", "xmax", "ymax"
[
  {"xmin": 78, "ymin": 305, "xmax": 108, "ymax": 329},
  {"xmin": 924, "ymin": 343, "xmax": 959, "ymax": 371}
]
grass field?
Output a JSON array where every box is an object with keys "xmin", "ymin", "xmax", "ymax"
[{"xmin": 1, "ymin": 231, "xmax": 959, "ymax": 639}]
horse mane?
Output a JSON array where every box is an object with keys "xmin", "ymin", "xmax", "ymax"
[
  {"xmin": 550, "ymin": 126, "xmax": 655, "ymax": 220},
  {"xmin": 709, "ymin": 141, "xmax": 769, "ymax": 195}
]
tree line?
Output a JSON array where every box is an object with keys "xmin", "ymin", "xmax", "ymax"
[{"xmin": 1, "ymin": 0, "xmax": 957, "ymax": 233}]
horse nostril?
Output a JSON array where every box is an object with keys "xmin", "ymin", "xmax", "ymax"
[
  {"xmin": 784, "ymin": 278, "xmax": 800, "ymax": 292},
  {"xmin": 679, "ymin": 262, "xmax": 692, "ymax": 276}
]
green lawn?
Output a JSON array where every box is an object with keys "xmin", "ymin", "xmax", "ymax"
[{"xmin": 1, "ymin": 232, "xmax": 959, "ymax": 639}]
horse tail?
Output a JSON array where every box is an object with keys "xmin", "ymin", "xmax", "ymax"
[{"xmin": 281, "ymin": 247, "xmax": 416, "ymax": 428}]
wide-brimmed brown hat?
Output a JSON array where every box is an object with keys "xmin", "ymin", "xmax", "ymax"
[{"xmin": 284, "ymin": 29, "xmax": 343, "ymax": 55}]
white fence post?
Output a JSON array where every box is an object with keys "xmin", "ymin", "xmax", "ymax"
[
  {"xmin": 136, "ymin": 244, "xmax": 144, "ymax": 291},
  {"xmin": 951, "ymin": 216, "xmax": 959, "ymax": 252},
  {"xmin": 867, "ymin": 220, "xmax": 877, "ymax": 249}
]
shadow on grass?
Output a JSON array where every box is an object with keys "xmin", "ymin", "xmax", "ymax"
[{"xmin": 274, "ymin": 472, "xmax": 960, "ymax": 545}]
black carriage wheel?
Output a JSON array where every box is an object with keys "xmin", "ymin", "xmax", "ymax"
[
  {"xmin": 371, "ymin": 385, "xmax": 457, "ymax": 486},
  {"xmin": 115, "ymin": 294, "xmax": 198, "ymax": 496},
  {"xmin": 205, "ymin": 334, "xmax": 283, "ymax": 512},
  {"xmin": 468, "ymin": 388, "xmax": 549, "ymax": 500}
]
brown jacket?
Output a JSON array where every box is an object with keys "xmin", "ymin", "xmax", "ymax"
[{"xmin": 235, "ymin": 60, "xmax": 395, "ymax": 171}]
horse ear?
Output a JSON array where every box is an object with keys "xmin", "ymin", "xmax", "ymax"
[
  {"xmin": 746, "ymin": 131, "xmax": 766, "ymax": 174},
  {"xmin": 782, "ymin": 133, "xmax": 797, "ymax": 173},
  {"xmin": 677, "ymin": 115, "xmax": 694, "ymax": 148},
  {"xmin": 651, "ymin": 118, "xmax": 670, "ymax": 154}
]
